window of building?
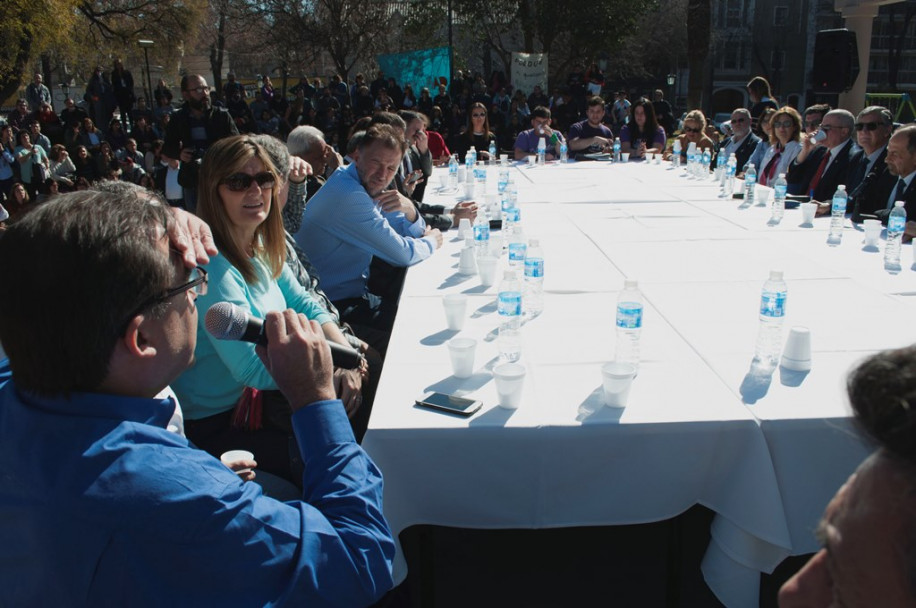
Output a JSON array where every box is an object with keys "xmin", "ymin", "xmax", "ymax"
[{"xmin": 773, "ymin": 6, "xmax": 788, "ymax": 26}]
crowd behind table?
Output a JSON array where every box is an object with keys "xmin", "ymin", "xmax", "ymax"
[{"xmin": 3, "ymin": 62, "xmax": 916, "ymax": 606}]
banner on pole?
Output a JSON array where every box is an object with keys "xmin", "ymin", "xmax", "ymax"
[{"xmin": 511, "ymin": 52, "xmax": 548, "ymax": 96}]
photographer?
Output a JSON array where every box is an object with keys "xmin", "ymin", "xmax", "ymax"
[{"xmin": 162, "ymin": 74, "xmax": 238, "ymax": 211}]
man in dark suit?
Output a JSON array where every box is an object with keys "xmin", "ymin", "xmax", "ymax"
[
  {"xmin": 713, "ymin": 108, "xmax": 760, "ymax": 171},
  {"xmin": 860, "ymin": 125, "xmax": 916, "ymax": 226},
  {"xmin": 787, "ymin": 109, "xmax": 858, "ymax": 203},
  {"xmin": 847, "ymin": 106, "xmax": 893, "ymax": 218}
]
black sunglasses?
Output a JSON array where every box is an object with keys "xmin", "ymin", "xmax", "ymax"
[
  {"xmin": 855, "ymin": 122, "xmax": 882, "ymax": 131},
  {"xmin": 472, "ymin": 113, "xmax": 487, "ymax": 118},
  {"xmin": 684, "ymin": 126, "xmax": 702, "ymax": 134},
  {"xmin": 220, "ymin": 172, "xmax": 275, "ymax": 191}
]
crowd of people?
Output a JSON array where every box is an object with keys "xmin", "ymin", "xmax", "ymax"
[{"xmin": 3, "ymin": 64, "xmax": 916, "ymax": 605}]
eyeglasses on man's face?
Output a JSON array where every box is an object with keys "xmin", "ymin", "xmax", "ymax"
[
  {"xmin": 122, "ymin": 266, "xmax": 208, "ymax": 331},
  {"xmin": 855, "ymin": 122, "xmax": 882, "ymax": 132}
]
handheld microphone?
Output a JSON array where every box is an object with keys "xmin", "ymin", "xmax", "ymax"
[{"xmin": 204, "ymin": 301, "xmax": 363, "ymax": 370}]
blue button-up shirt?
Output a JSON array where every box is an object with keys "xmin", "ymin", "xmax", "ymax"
[{"xmin": 0, "ymin": 377, "xmax": 395, "ymax": 606}]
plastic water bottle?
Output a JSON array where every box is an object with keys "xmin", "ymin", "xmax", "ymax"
[
  {"xmin": 503, "ymin": 206, "xmax": 521, "ymax": 248},
  {"xmin": 498, "ymin": 270, "xmax": 523, "ymax": 362},
  {"xmin": 672, "ymin": 139, "xmax": 682, "ymax": 169},
  {"xmin": 745, "ymin": 163, "xmax": 757, "ymax": 205},
  {"xmin": 498, "ymin": 167, "xmax": 509, "ymax": 194},
  {"xmin": 885, "ymin": 200, "xmax": 906, "ymax": 273},
  {"xmin": 488, "ymin": 140, "xmax": 497, "ymax": 164},
  {"xmin": 473, "ymin": 212, "xmax": 490, "ymax": 259},
  {"xmin": 753, "ymin": 270, "xmax": 787, "ymax": 366},
  {"xmin": 615, "ymin": 279, "xmax": 644, "ymax": 370},
  {"xmin": 716, "ymin": 148, "xmax": 727, "ymax": 182},
  {"xmin": 537, "ymin": 137, "xmax": 547, "ymax": 165},
  {"xmin": 524, "ymin": 238, "xmax": 544, "ymax": 316},
  {"xmin": 508, "ymin": 225, "xmax": 527, "ymax": 268},
  {"xmin": 613, "ymin": 137, "xmax": 622, "ymax": 163},
  {"xmin": 701, "ymin": 149, "xmax": 711, "ymax": 178},
  {"xmin": 474, "ymin": 160, "xmax": 486, "ymax": 186},
  {"xmin": 560, "ymin": 140, "xmax": 568, "ymax": 163},
  {"xmin": 466, "ymin": 147, "xmax": 476, "ymax": 169},
  {"xmin": 772, "ymin": 173, "xmax": 787, "ymax": 223},
  {"xmin": 827, "ymin": 185, "xmax": 848, "ymax": 246},
  {"xmin": 725, "ymin": 154, "xmax": 737, "ymax": 195},
  {"xmin": 448, "ymin": 154, "xmax": 459, "ymax": 190}
]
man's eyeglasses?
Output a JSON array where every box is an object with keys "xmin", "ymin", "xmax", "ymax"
[
  {"xmin": 220, "ymin": 172, "xmax": 275, "ymax": 191},
  {"xmin": 684, "ymin": 126, "xmax": 702, "ymax": 134},
  {"xmin": 855, "ymin": 122, "xmax": 882, "ymax": 131},
  {"xmin": 819, "ymin": 125, "xmax": 841, "ymax": 132},
  {"xmin": 185, "ymin": 86, "xmax": 210, "ymax": 95},
  {"xmin": 772, "ymin": 120, "xmax": 794, "ymax": 129},
  {"xmin": 124, "ymin": 267, "xmax": 208, "ymax": 329}
]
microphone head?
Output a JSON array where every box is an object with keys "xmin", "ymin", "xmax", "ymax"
[{"xmin": 205, "ymin": 302, "xmax": 249, "ymax": 341}]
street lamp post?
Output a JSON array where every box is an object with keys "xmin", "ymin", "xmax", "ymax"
[
  {"xmin": 138, "ymin": 39, "xmax": 155, "ymax": 108},
  {"xmin": 667, "ymin": 73, "xmax": 676, "ymax": 112}
]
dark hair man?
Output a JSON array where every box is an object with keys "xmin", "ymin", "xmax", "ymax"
[
  {"xmin": 0, "ymin": 190, "xmax": 395, "ymax": 605},
  {"xmin": 514, "ymin": 106, "xmax": 566, "ymax": 160}
]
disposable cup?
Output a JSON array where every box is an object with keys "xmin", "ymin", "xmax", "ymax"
[
  {"xmin": 438, "ymin": 173, "xmax": 448, "ymax": 189},
  {"xmin": 863, "ymin": 219, "xmax": 882, "ymax": 247},
  {"xmin": 527, "ymin": 155, "xmax": 536, "ymax": 165},
  {"xmin": 601, "ymin": 362, "xmax": 636, "ymax": 408},
  {"xmin": 458, "ymin": 246, "xmax": 477, "ymax": 275},
  {"xmin": 781, "ymin": 326, "xmax": 812, "ymax": 371},
  {"xmin": 477, "ymin": 255, "xmax": 499, "ymax": 287},
  {"xmin": 442, "ymin": 294, "xmax": 468, "ymax": 330},
  {"xmin": 457, "ymin": 217, "xmax": 473, "ymax": 239},
  {"xmin": 801, "ymin": 202, "xmax": 818, "ymax": 224},
  {"xmin": 493, "ymin": 363, "xmax": 526, "ymax": 409},
  {"xmin": 500, "ymin": 153, "xmax": 509, "ymax": 166},
  {"xmin": 621, "ymin": 153, "xmax": 630, "ymax": 163},
  {"xmin": 645, "ymin": 153, "xmax": 655, "ymax": 162},
  {"xmin": 447, "ymin": 337, "xmax": 477, "ymax": 378},
  {"xmin": 757, "ymin": 188, "xmax": 772, "ymax": 207},
  {"xmin": 220, "ymin": 450, "xmax": 254, "ymax": 475}
]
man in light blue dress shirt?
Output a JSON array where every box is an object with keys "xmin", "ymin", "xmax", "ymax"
[{"xmin": 295, "ymin": 124, "xmax": 443, "ymax": 348}]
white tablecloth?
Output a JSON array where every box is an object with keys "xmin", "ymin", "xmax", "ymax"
[{"xmin": 361, "ymin": 160, "xmax": 916, "ymax": 607}]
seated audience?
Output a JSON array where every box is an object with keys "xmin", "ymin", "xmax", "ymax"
[
  {"xmin": 744, "ymin": 108, "xmax": 776, "ymax": 174},
  {"xmin": 715, "ymin": 108, "xmax": 760, "ymax": 172},
  {"xmin": 0, "ymin": 189, "xmax": 395, "ymax": 606},
  {"xmin": 453, "ymin": 102, "xmax": 498, "ymax": 162},
  {"xmin": 754, "ymin": 107, "xmax": 803, "ymax": 187},
  {"xmin": 857, "ymin": 124, "xmax": 916, "ymax": 223},
  {"xmin": 802, "ymin": 103, "xmax": 831, "ymax": 136},
  {"xmin": 779, "ymin": 345, "xmax": 916, "ymax": 607},
  {"xmin": 567, "ymin": 96, "xmax": 614, "ymax": 154},
  {"xmin": 847, "ymin": 106, "xmax": 893, "ymax": 209},
  {"xmin": 666, "ymin": 109, "xmax": 716, "ymax": 159}
]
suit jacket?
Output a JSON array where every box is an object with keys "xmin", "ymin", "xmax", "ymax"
[
  {"xmin": 714, "ymin": 132, "xmax": 761, "ymax": 171},
  {"xmin": 786, "ymin": 139, "xmax": 857, "ymax": 200},
  {"xmin": 846, "ymin": 146, "xmax": 888, "ymax": 197},
  {"xmin": 857, "ymin": 169, "xmax": 916, "ymax": 224},
  {"xmin": 407, "ymin": 146, "xmax": 433, "ymax": 202}
]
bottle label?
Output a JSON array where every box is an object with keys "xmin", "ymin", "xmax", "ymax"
[
  {"xmin": 524, "ymin": 258, "xmax": 544, "ymax": 278},
  {"xmin": 889, "ymin": 215, "xmax": 906, "ymax": 232},
  {"xmin": 746, "ymin": 176, "xmax": 756, "ymax": 186},
  {"xmin": 774, "ymin": 184, "xmax": 787, "ymax": 199},
  {"xmin": 616, "ymin": 303, "xmax": 643, "ymax": 329},
  {"xmin": 473, "ymin": 224, "xmax": 489, "ymax": 242},
  {"xmin": 832, "ymin": 196, "xmax": 847, "ymax": 213},
  {"xmin": 508, "ymin": 243, "xmax": 527, "ymax": 262},
  {"xmin": 505, "ymin": 207, "xmax": 521, "ymax": 222},
  {"xmin": 498, "ymin": 291, "xmax": 522, "ymax": 316},
  {"xmin": 759, "ymin": 291, "xmax": 786, "ymax": 318}
]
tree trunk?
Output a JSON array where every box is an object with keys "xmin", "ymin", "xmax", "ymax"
[
  {"xmin": 686, "ymin": 0, "xmax": 711, "ymax": 111},
  {"xmin": 0, "ymin": 32, "xmax": 33, "ymax": 105},
  {"xmin": 210, "ymin": 8, "xmax": 227, "ymax": 100}
]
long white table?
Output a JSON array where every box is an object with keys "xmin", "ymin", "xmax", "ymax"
[{"xmin": 361, "ymin": 160, "xmax": 916, "ymax": 607}]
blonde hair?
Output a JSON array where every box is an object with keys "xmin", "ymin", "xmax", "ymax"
[
  {"xmin": 197, "ymin": 136, "xmax": 285, "ymax": 284},
  {"xmin": 683, "ymin": 109, "xmax": 707, "ymax": 131}
]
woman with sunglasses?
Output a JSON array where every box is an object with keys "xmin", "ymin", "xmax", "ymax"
[
  {"xmin": 665, "ymin": 110, "xmax": 716, "ymax": 161},
  {"xmin": 755, "ymin": 107, "xmax": 803, "ymax": 188},
  {"xmin": 172, "ymin": 135, "xmax": 352, "ymax": 484},
  {"xmin": 453, "ymin": 102, "xmax": 498, "ymax": 162}
]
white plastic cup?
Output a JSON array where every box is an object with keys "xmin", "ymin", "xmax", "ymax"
[
  {"xmin": 458, "ymin": 246, "xmax": 477, "ymax": 275},
  {"xmin": 442, "ymin": 294, "xmax": 468, "ymax": 330},
  {"xmin": 601, "ymin": 362, "xmax": 636, "ymax": 408},
  {"xmin": 477, "ymin": 255, "xmax": 499, "ymax": 287},
  {"xmin": 863, "ymin": 219, "xmax": 882, "ymax": 247},
  {"xmin": 457, "ymin": 217, "xmax": 473, "ymax": 239},
  {"xmin": 447, "ymin": 337, "xmax": 477, "ymax": 378},
  {"xmin": 457, "ymin": 166, "xmax": 466, "ymax": 183},
  {"xmin": 527, "ymin": 155, "xmax": 536, "ymax": 165},
  {"xmin": 621, "ymin": 153, "xmax": 630, "ymax": 163},
  {"xmin": 757, "ymin": 188, "xmax": 772, "ymax": 207},
  {"xmin": 500, "ymin": 153, "xmax": 509, "ymax": 166},
  {"xmin": 438, "ymin": 173, "xmax": 449, "ymax": 189},
  {"xmin": 493, "ymin": 363, "xmax": 526, "ymax": 409},
  {"xmin": 801, "ymin": 202, "xmax": 818, "ymax": 224},
  {"xmin": 220, "ymin": 450, "xmax": 255, "ymax": 475},
  {"xmin": 645, "ymin": 153, "xmax": 655, "ymax": 162},
  {"xmin": 781, "ymin": 326, "xmax": 812, "ymax": 371}
]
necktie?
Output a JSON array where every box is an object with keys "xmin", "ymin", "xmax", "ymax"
[
  {"xmin": 807, "ymin": 150, "xmax": 831, "ymax": 196},
  {"xmin": 761, "ymin": 149, "xmax": 782, "ymax": 187},
  {"xmin": 888, "ymin": 178, "xmax": 907, "ymax": 210}
]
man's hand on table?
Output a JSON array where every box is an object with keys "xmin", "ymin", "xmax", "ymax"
[
  {"xmin": 424, "ymin": 227, "xmax": 444, "ymax": 249},
  {"xmin": 452, "ymin": 201, "xmax": 478, "ymax": 224}
]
